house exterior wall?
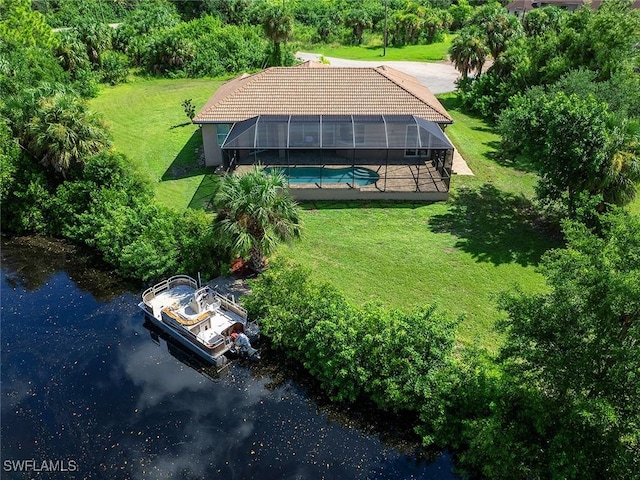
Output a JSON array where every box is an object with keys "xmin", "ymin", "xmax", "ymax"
[{"xmin": 201, "ymin": 124, "xmax": 223, "ymax": 166}]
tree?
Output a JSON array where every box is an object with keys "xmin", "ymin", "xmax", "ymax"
[
  {"xmin": 55, "ymin": 29, "xmax": 92, "ymax": 78},
  {"xmin": 344, "ymin": 9, "xmax": 373, "ymax": 46},
  {"xmin": 522, "ymin": 6, "xmax": 567, "ymax": 38},
  {"xmin": 0, "ymin": 120, "xmax": 20, "ymax": 205},
  {"xmin": 261, "ymin": 5, "xmax": 292, "ymax": 66},
  {"xmin": 0, "ymin": 0, "xmax": 58, "ymax": 49},
  {"xmin": 448, "ymin": 0, "xmax": 473, "ymax": 31},
  {"xmin": 448, "ymin": 26, "xmax": 489, "ymax": 79},
  {"xmin": 601, "ymin": 118, "xmax": 640, "ymax": 207},
  {"xmin": 75, "ymin": 19, "xmax": 113, "ymax": 68},
  {"xmin": 145, "ymin": 29, "xmax": 195, "ymax": 75},
  {"xmin": 212, "ymin": 166, "xmax": 301, "ymax": 271},
  {"xmin": 581, "ymin": 0, "xmax": 640, "ymax": 80},
  {"xmin": 498, "ymin": 90, "xmax": 639, "ymax": 214},
  {"xmin": 25, "ymin": 92, "xmax": 111, "ymax": 178},
  {"xmin": 492, "ymin": 210, "xmax": 640, "ymax": 478},
  {"xmin": 470, "ymin": 2, "xmax": 523, "ymax": 60},
  {"xmin": 112, "ymin": 0, "xmax": 181, "ymax": 65},
  {"xmin": 99, "ymin": 50, "xmax": 129, "ymax": 85}
]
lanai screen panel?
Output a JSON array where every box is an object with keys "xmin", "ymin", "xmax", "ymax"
[
  {"xmin": 352, "ymin": 115, "xmax": 387, "ymax": 149},
  {"xmin": 384, "ymin": 115, "xmax": 416, "ymax": 149},
  {"xmin": 289, "ymin": 115, "xmax": 321, "ymax": 148},
  {"xmin": 222, "ymin": 115, "xmax": 453, "ymax": 151},
  {"xmin": 321, "ymin": 115, "xmax": 354, "ymax": 148},
  {"xmin": 415, "ymin": 116, "xmax": 454, "ymax": 150},
  {"xmin": 222, "ymin": 116, "xmax": 257, "ymax": 149},
  {"xmin": 256, "ymin": 115, "xmax": 289, "ymax": 149}
]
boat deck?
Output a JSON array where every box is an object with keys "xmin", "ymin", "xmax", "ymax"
[
  {"xmin": 146, "ymin": 284, "xmax": 247, "ymax": 326},
  {"xmin": 147, "ymin": 285, "xmax": 195, "ymax": 319}
]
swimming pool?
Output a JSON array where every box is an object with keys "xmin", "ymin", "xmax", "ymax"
[{"xmin": 264, "ymin": 166, "xmax": 379, "ymax": 186}]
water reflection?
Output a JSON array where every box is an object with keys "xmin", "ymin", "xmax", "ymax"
[{"xmin": 1, "ymin": 238, "xmax": 458, "ymax": 479}]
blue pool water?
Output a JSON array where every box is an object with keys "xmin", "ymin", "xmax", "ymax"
[{"xmin": 265, "ymin": 166, "xmax": 379, "ymax": 186}]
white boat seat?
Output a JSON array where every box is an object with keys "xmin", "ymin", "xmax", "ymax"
[{"xmin": 197, "ymin": 331, "xmax": 223, "ymax": 348}]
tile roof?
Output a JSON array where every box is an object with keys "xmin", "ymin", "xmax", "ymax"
[{"xmin": 193, "ymin": 61, "xmax": 453, "ymax": 124}]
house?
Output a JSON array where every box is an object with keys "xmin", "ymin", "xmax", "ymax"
[
  {"xmin": 193, "ymin": 61, "xmax": 455, "ymax": 201},
  {"xmin": 506, "ymin": 0, "xmax": 640, "ymax": 16}
]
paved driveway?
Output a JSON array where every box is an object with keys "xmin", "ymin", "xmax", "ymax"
[{"xmin": 296, "ymin": 52, "xmax": 460, "ymax": 94}]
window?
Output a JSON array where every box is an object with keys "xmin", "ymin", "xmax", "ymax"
[
  {"xmin": 216, "ymin": 124, "xmax": 231, "ymax": 146},
  {"xmin": 354, "ymin": 124, "xmax": 366, "ymax": 146},
  {"xmin": 404, "ymin": 125, "xmax": 419, "ymax": 156}
]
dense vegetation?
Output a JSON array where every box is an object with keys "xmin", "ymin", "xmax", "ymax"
[
  {"xmin": 2, "ymin": 0, "xmax": 639, "ymax": 478},
  {"xmin": 0, "ymin": 1, "xmax": 223, "ymax": 279},
  {"xmin": 449, "ymin": 0, "xmax": 640, "ymax": 217}
]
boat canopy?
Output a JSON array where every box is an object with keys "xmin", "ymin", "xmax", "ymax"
[{"xmin": 221, "ymin": 114, "xmax": 454, "ymax": 151}]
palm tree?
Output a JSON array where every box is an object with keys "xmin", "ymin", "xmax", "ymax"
[
  {"xmin": 601, "ymin": 120, "xmax": 640, "ymax": 206},
  {"xmin": 471, "ymin": 3, "xmax": 523, "ymax": 59},
  {"xmin": 55, "ymin": 30, "xmax": 91, "ymax": 77},
  {"xmin": 344, "ymin": 9, "xmax": 373, "ymax": 46},
  {"xmin": 213, "ymin": 166, "xmax": 302, "ymax": 271},
  {"xmin": 449, "ymin": 26, "xmax": 489, "ymax": 79},
  {"xmin": 75, "ymin": 20, "xmax": 112, "ymax": 68},
  {"xmin": 26, "ymin": 92, "xmax": 110, "ymax": 178},
  {"xmin": 262, "ymin": 5, "xmax": 293, "ymax": 66}
]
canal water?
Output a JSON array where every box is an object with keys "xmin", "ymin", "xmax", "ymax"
[{"xmin": 1, "ymin": 237, "xmax": 458, "ymax": 479}]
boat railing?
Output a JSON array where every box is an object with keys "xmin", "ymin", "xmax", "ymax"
[
  {"xmin": 142, "ymin": 275, "xmax": 198, "ymax": 303},
  {"xmin": 214, "ymin": 291, "xmax": 248, "ymax": 320}
]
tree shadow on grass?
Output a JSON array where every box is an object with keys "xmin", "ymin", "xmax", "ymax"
[
  {"xmin": 169, "ymin": 122, "xmax": 192, "ymax": 129},
  {"xmin": 438, "ymin": 95, "xmax": 539, "ymax": 175},
  {"xmin": 188, "ymin": 173, "xmax": 221, "ymax": 211},
  {"xmin": 484, "ymin": 139, "xmax": 538, "ymax": 174},
  {"xmin": 161, "ymin": 129, "xmax": 210, "ymax": 181},
  {"xmin": 429, "ymin": 184, "xmax": 562, "ymax": 267},
  {"xmin": 437, "ymin": 94, "xmax": 467, "ymax": 114}
]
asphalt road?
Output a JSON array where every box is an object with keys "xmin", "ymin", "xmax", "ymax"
[{"xmin": 296, "ymin": 52, "xmax": 460, "ymax": 94}]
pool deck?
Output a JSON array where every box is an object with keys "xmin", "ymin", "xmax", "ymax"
[{"xmin": 235, "ymin": 163, "xmax": 449, "ymax": 201}]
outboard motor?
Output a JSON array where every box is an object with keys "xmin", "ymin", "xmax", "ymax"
[{"xmin": 231, "ymin": 332, "xmax": 260, "ymax": 361}]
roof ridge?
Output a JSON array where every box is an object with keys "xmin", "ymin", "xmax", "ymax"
[{"xmin": 374, "ymin": 65, "xmax": 452, "ymax": 122}]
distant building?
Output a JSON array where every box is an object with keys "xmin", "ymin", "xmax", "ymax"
[{"xmin": 506, "ymin": 0, "xmax": 640, "ymax": 16}]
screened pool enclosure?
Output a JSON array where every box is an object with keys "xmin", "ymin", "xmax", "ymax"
[{"xmin": 221, "ymin": 114, "xmax": 454, "ymax": 198}]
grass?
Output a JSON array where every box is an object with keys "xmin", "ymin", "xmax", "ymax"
[
  {"xmin": 90, "ymin": 75, "xmax": 554, "ymax": 351},
  {"xmin": 89, "ymin": 76, "xmax": 228, "ymax": 210},
  {"xmin": 276, "ymin": 198, "xmax": 551, "ymax": 349},
  {"xmin": 439, "ymin": 94, "xmax": 538, "ymax": 197},
  {"xmin": 303, "ymin": 37, "xmax": 452, "ymax": 62}
]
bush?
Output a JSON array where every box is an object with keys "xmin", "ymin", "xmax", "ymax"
[
  {"xmin": 144, "ymin": 16, "xmax": 268, "ymax": 77},
  {"xmin": 243, "ymin": 261, "xmax": 459, "ymax": 426},
  {"xmin": 100, "ymin": 50, "xmax": 129, "ymax": 85}
]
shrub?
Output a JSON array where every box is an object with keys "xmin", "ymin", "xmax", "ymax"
[
  {"xmin": 244, "ymin": 261, "xmax": 459, "ymax": 420},
  {"xmin": 99, "ymin": 50, "xmax": 129, "ymax": 85}
]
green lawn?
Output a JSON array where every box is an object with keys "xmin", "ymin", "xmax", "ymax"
[
  {"xmin": 276, "ymin": 198, "xmax": 551, "ymax": 349},
  {"xmin": 439, "ymin": 94, "xmax": 538, "ymax": 197},
  {"xmin": 90, "ymin": 75, "xmax": 553, "ymax": 350},
  {"xmin": 90, "ymin": 77, "xmax": 228, "ymax": 210},
  {"xmin": 304, "ymin": 37, "xmax": 452, "ymax": 62}
]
